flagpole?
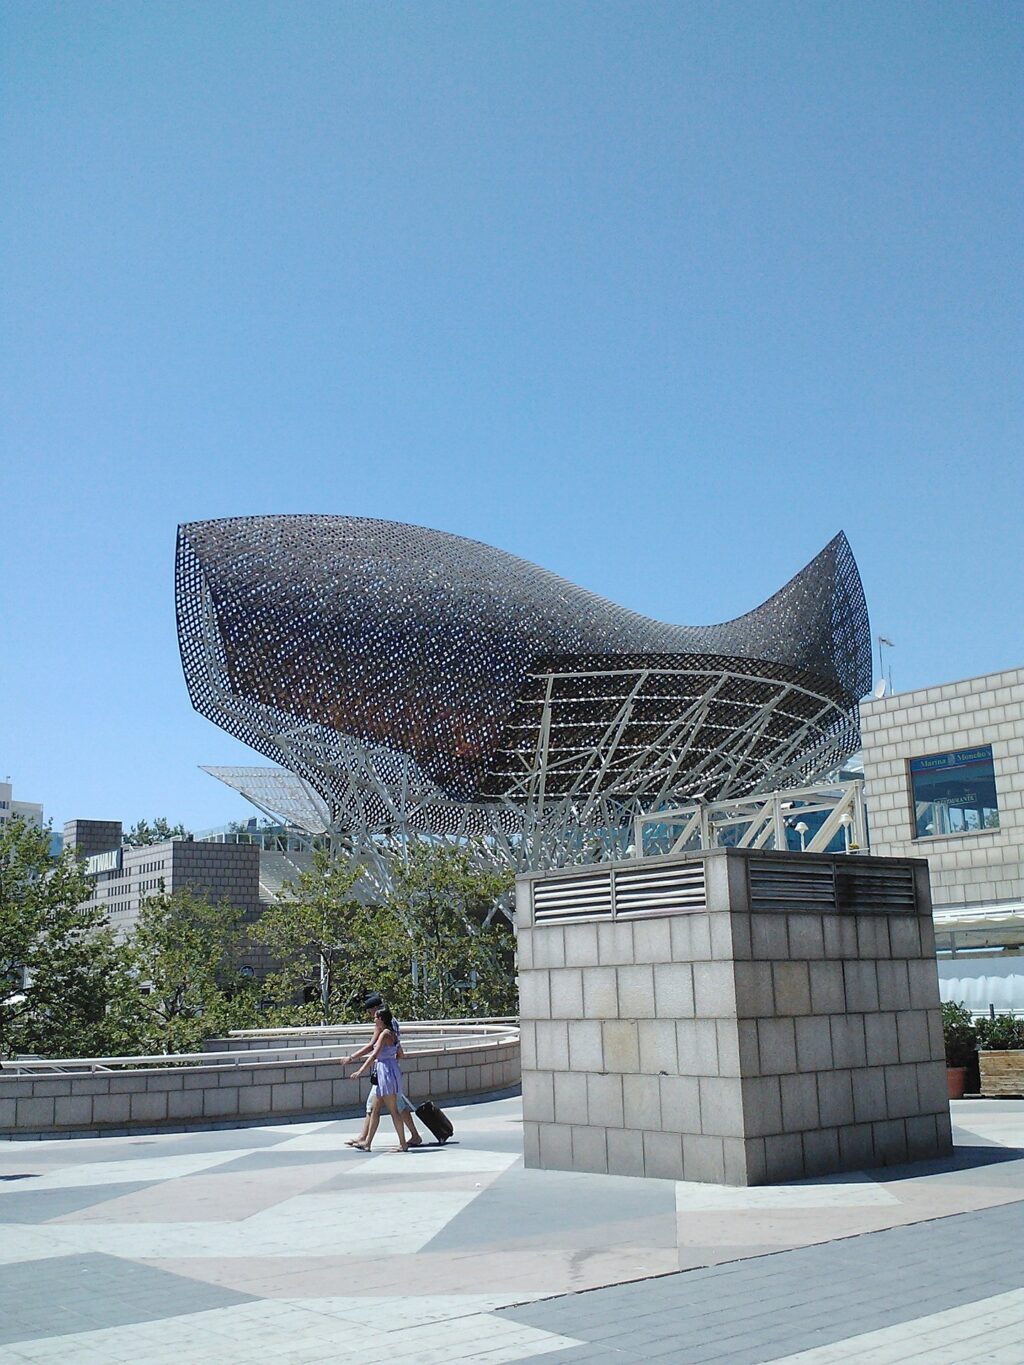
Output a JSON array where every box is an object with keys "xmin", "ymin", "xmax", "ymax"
[{"xmin": 876, "ymin": 635, "xmax": 894, "ymax": 691}]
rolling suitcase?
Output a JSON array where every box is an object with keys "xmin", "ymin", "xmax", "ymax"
[{"xmin": 416, "ymin": 1100, "xmax": 454, "ymax": 1143}]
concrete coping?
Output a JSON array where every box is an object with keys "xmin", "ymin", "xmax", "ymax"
[{"xmin": 515, "ymin": 846, "xmax": 930, "ymax": 883}]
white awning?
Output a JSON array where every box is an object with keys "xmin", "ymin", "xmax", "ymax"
[{"xmin": 933, "ymin": 900, "xmax": 1024, "ymax": 934}]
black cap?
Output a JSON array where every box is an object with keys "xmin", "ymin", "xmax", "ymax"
[{"xmin": 362, "ymin": 992, "xmax": 383, "ymax": 1010}]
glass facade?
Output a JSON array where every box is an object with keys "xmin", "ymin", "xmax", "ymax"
[
  {"xmin": 193, "ymin": 820, "xmax": 329, "ymax": 854},
  {"xmin": 909, "ymin": 744, "xmax": 999, "ymax": 838}
]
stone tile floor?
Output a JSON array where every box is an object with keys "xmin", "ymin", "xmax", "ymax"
[{"xmin": 1, "ymin": 1096, "xmax": 1022, "ymax": 1362}]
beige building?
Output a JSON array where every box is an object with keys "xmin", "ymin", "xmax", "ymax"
[
  {"xmin": 64, "ymin": 820, "xmax": 261, "ymax": 941},
  {"xmin": 0, "ymin": 778, "xmax": 43, "ymax": 830},
  {"xmin": 860, "ymin": 665, "xmax": 1024, "ymax": 1009}
]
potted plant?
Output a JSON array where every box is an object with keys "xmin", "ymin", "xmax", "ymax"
[
  {"xmin": 976, "ymin": 1014, "xmax": 1024, "ymax": 1097},
  {"xmin": 942, "ymin": 1001, "xmax": 978, "ymax": 1099}
]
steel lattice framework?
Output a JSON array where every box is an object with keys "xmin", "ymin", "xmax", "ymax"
[{"xmin": 176, "ymin": 516, "xmax": 871, "ymax": 880}]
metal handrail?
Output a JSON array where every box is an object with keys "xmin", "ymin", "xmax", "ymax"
[
  {"xmin": 221, "ymin": 1016, "xmax": 518, "ymax": 1038},
  {"xmin": 1, "ymin": 1023, "xmax": 519, "ymax": 1075}
]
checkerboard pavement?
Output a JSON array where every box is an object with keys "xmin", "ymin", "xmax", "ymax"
[{"xmin": 1, "ymin": 1096, "xmax": 1022, "ymax": 1362}]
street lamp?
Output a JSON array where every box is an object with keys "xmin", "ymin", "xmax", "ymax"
[
  {"xmin": 840, "ymin": 811, "xmax": 853, "ymax": 853},
  {"xmin": 794, "ymin": 820, "xmax": 809, "ymax": 852}
]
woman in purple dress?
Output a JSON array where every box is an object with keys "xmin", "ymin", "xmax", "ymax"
[
  {"xmin": 349, "ymin": 1008, "xmax": 408, "ymax": 1152},
  {"xmin": 340, "ymin": 998, "xmax": 422, "ymax": 1149}
]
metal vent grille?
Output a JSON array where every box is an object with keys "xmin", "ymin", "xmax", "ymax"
[
  {"xmin": 614, "ymin": 863, "xmax": 706, "ymax": 918},
  {"xmin": 836, "ymin": 862, "xmax": 917, "ymax": 914},
  {"xmin": 748, "ymin": 859, "xmax": 837, "ymax": 913},
  {"xmin": 531, "ymin": 861, "xmax": 707, "ymax": 922},
  {"xmin": 533, "ymin": 871, "xmax": 613, "ymax": 923}
]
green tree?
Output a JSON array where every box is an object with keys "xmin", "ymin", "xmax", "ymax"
[
  {"xmin": 19, "ymin": 920, "xmax": 141, "ymax": 1059},
  {"xmin": 131, "ymin": 888, "xmax": 258, "ymax": 1053},
  {"xmin": 374, "ymin": 843, "xmax": 516, "ymax": 1020},
  {"xmin": 254, "ymin": 847, "xmax": 373, "ymax": 1025},
  {"xmin": 0, "ymin": 816, "xmax": 140, "ymax": 1059},
  {"xmin": 123, "ymin": 817, "xmax": 191, "ymax": 848}
]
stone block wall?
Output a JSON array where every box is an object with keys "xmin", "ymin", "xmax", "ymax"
[
  {"xmin": 169, "ymin": 840, "xmax": 262, "ymax": 920},
  {"xmin": 860, "ymin": 665, "xmax": 1024, "ymax": 910},
  {"xmin": 518, "ymin": 848, "xmax": 951, "ymax": 1185},
  {"xmin": 63, "ymin": 819, "xmax": 122, "ymax": 858},
  {"xmin": 0, "ymin": 1033, "xmax": 520, "ymax": 1137}
]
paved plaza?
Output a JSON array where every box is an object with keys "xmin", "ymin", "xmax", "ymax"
[{"xmin": 1, "ymin": 1095, "xmax": 1023, "ymax": 1363}]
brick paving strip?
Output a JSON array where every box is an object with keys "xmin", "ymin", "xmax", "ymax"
[
  {"xmin": 0, "ymin": 1097, "xmax": 1022, "ymax": 1363},
  {"xmin": 500, "ymin": 1199, "xmax": 1024, "ymax": 1363}
]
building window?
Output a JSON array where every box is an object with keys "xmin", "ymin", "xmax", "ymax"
[{"xmin": 909, "ymin": 744, "xmax": 999, "ymax": 838}]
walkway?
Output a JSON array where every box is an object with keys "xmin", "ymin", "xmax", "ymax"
[{"xmin": 1, "ymin": 1097, "xmax": 1022, "ymax": 1362}]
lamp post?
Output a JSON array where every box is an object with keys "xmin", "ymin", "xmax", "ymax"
[{"xmin": 795, "ymin": 820, "xmax": 808, "ymax": 853}]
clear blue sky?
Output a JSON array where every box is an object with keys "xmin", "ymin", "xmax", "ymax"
[{"xmin": 2, "ymin": 1, "xmax": 1021, "ymax": 833}]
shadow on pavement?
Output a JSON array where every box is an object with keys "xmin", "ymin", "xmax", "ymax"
[{"xmin": 868, "ymin": 1143, "xmax": 1024, "ymax": 1181}]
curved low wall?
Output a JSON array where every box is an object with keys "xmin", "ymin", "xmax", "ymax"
[
  {"xmin": 203, "ymin": 1018, "xmax": 518, "ymax": 1056},
  {"xmin": 0, "ymin": 1022, "xmax": 519, "ymax": 1138}
]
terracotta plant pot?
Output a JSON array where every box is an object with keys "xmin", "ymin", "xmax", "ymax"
[{"xmin": 946, "ymin": 1066, "xmax": 967, "ymax": 1100}]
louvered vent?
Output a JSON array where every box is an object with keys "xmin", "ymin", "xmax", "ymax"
[
  {"xmin": 533, "ymin": 870, "xmax": 613, "ymax": 923},
  {"xmin": 836, "ymin": 862, "xmax": 917, "ymax": 914},
  {"xmin": 614, "ymin": 863, "xmax": 706, "ymax": 918},
  {"xmin": 748, "ymin": 859, "xmax": 837, "ymax": 913}
]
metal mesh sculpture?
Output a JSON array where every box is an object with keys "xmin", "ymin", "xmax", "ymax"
[{"xmin": 176, "ymin": 516, "xmax": 871, "ymax": 880}]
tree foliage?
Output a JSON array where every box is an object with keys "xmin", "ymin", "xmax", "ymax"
[
  {"xmin": 1, "ymin": 818, "xmax": 520, "ymax": 1061},
  {"xmin": 254, "ymin": 843, "xmax": 516, "ymax": 1023},
  {"xmin": 976, "ymin": 1012, "xmax": 1024, "ymax": 1051},
  {"xmin": 367, "ymin": 843, "xmax": 516, "ymax": 1020},
  {"xmin": 254, "ymin": 847, "xmax": 373, "ymax": 1024},
  {"xmin": 123, "ymin": 817, "xmax": 191, "ymax": 847},
  {"xmin": 131, "ymin": 888, "xmax": 260, "ymax": 1053},
  {"xmin": 0, "ymin": 817, "xmax": 138, "ymax": 1059}
]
